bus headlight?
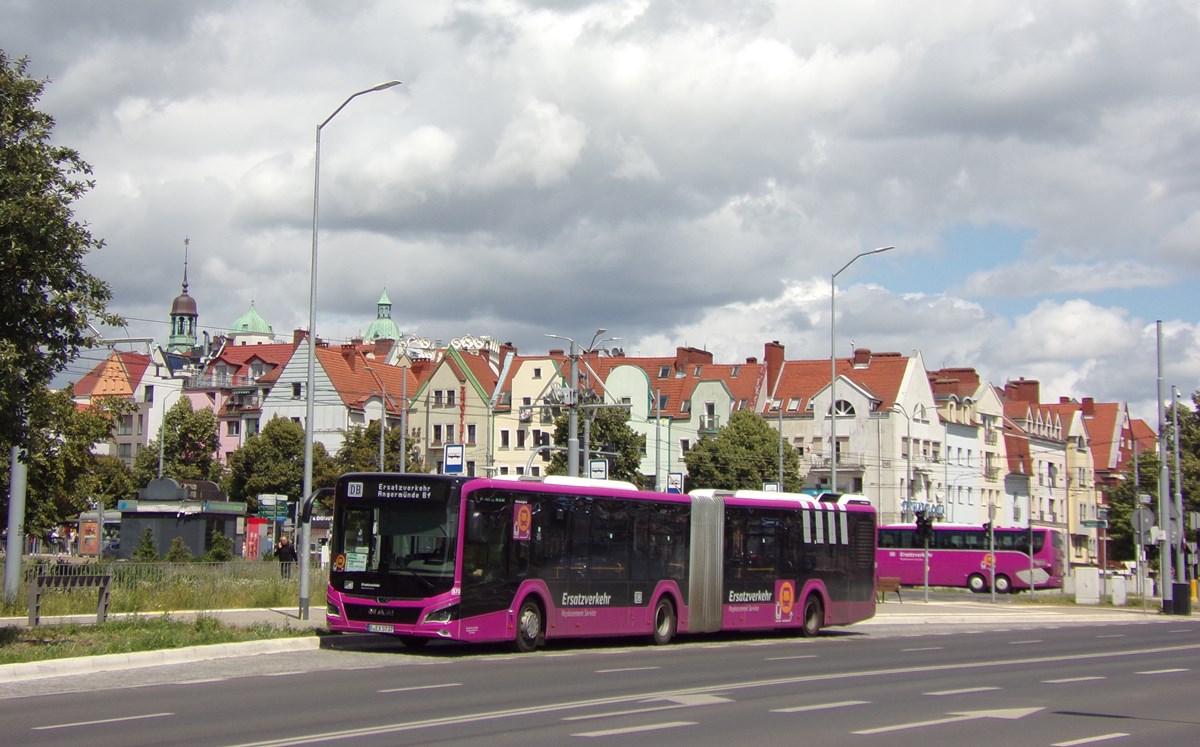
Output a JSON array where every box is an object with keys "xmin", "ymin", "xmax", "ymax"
[
  {"xmin": 326, "ymin": 602, "xmax": 341, "ymax": 618},
  {"xmin": 423, "ymin": 605, "xmax": 459, "ymax": 624}
]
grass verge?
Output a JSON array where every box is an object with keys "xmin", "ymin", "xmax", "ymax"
[{"xmin": 0, "ymin": 615, "xmax": 316, "ymax": 666}]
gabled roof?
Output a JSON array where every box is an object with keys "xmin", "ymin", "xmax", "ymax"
[
  {"xmin": 73, "ymin": 351, "xmax": 152, "ymax": 399},
  {"xmin": 771, "ymin": 349, "xmax": 910, "ymax": 415},
  {"xmin": 317, "ymin": 346, "xmax": 420, "ymax": 415}
]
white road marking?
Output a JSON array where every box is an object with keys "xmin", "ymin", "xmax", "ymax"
[
  {"xmin": 773, "ymin": 700, "xmax": 870, "ymax": 713},
  {"xmin": 902, "ymin": 646, "xmax": 944, "ymax": 652},
  {"xmin": 924, "ymin": 686, "xmax": 1001, "ymax": 696},
  {"xmin": 765, "ymin": 654, "xmax": 819, "ymax": 661},
  {"xmin": 853, "ymin": 707, "xmax": 1043, "ymax": 735},
  {"xmin": 378, "ymin": 683, "xmax": 462, "ymax": 693},
  {"xmin": 595, "ymin": 666, "xmax": 660, "ymax": 674},
  {"xmin": 1009, "ymin": 639, "xmax": 1043, "ymax": 644},
  {"xmin": 35, "ymin": 712, "xmax": 175, "ymax": 730},
  {"xmin": 1044, "ymin": 676, "xmax": 1106, "ymax": 684},
  {"xmin": 563, "ymin": 694, "xmax": 732, "ymax": 722},
  {"xmin": 573, "ymin": 721, "xmax": 696, "ymax": 737},
  {"xmin": 1135, "ymin": 668, "xmax": 1188, "ymax": 675},
  {"xmin": 1051, "ymin": 733, "xmax": 1129, "ymax": 746}
]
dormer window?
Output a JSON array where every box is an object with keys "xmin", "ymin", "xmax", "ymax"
[{"xmin": 659, "ymin": 365, "xmax": 671, "ymax": 378}]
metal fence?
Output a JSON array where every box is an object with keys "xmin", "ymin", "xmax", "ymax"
[{"xmin": 8, "ymin": 558, "xmax": 328, "ymax": 616}]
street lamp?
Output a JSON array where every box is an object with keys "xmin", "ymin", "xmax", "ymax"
[
  {"xmin": 829, "ymin": 246, "xmax": 893, "ymax": 494},
  {"xmin": 546, "ymin": 329, "xmax": 607, "ymax": 477},
  {"xmin": 301, "ymin": 80, "xmax": 401, "ymax": 621},
  {"xmin": 893, "ymin": 402, "xmax": 928, "ymax": 600},
  {"xmin": 156, "ymin": 386, "xmax": 184, "ymax": 479}
]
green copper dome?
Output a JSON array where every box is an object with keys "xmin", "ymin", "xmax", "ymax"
[
  {"xmin": 231, "ymin": 303, "xmax": 273, "ymax": 336},
  {"xmin": 364, "ymin": 289, "xmax": 402, "ymax": 341}
]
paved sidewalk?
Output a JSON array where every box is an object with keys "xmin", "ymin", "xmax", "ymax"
[{"xmin": 863, "ymin": 597, "xmax": 1178, "ymax": 625}]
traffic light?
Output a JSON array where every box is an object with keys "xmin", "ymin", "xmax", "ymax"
[
  {"xmin": 915, "ymin": 511, "xmax": 933, "ymax": 544},
  {"xmin": 982, "ymin": 522, "xmax": 992, "ymax": 533}
]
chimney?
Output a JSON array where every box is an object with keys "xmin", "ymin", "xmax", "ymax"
[
  {"xmin": 675, "ymin": 346, "xmax": 714, "ymax": 373},
  {"xmin": 374, "ymin": 339, "xmax": 391, "ymax": 358},
  {"xmin": 764, "ymin": 341, "xmax": 784, "ymax": 391},
  {"xmin": 745, "ymin": 356, "xmax": 758, "ymax": 364},
  {"xmin": 1082, "ymin": 397, "xmax": 1096, "ymax": 416},
  {"xmin": 293, "ymin": 328, "xmax": 308, "ymax": 345},
  {"xmin": 852, "ymin": 348, "xmax": 872, "ymax": 367},
  {"xmin": 1004, "ymin": 377, "xmax": 1041, "ymax": 405}
]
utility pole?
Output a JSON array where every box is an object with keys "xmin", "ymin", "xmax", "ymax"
[{"xmin": 1156, "ymin": 320, "xmax": 1173, "ymax": 612}]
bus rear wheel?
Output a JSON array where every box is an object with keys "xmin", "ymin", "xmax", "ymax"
[
  {"xmin": 651, "ymin": 597, "xmax": 676, "ymax": 645},
  {"xmin": 800, "ymin": 596, "xmax": 823, "ymax": 637},
  {"xmin": 993, "ymin": 574, "xmax": 1012, "ymax": 594},
  {"xmin": 968, "ymin": 573, "xmax": 988, "ymax": 593},
  {"xmin": 515, "ymin": 599, "xmax": 543, "ymax": 653}
]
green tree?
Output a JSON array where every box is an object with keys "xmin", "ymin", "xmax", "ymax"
[
  {"xmin": 684, "ymin": 408, "xmax": 803, "ymax": 492},
  {"xmin": 0, "ymin": 388, "xmax": 132, "ymax": 536},
  {"xmin": 335, "ymin": 420, "xmax": 425, "ymax": 473},
  {"xmin": 202, "ymin": 530, "xmax": 233, "ymax": 562},
  {"xmin": 0, "ymin": 52, "xmax": 122, "ymax": 450},
  {"xmin": 547, "ymin": 407, "xmax": 646, "ymax": 485},
  {"xmin": 165, "ymin": 536, "xmax": 193, "ymax": 563},
  {"xmin": 223, "ymin": 416, "xmax": 337, "ymax": 510},
  {"xmin": 132, "ymin": 397, "xmax": 221, "ymax": 487},
  {"xmin": 133, "ymin": 527, "xmax": 159, "ymax": 562}
]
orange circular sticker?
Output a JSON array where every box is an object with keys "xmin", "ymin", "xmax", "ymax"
[
  {"xmin": 333, "ymin": 553, "xmax": 346, "ymax": 571},
  {"xmin": 778, "ymin": 580, "xmax": 795, "ymax": 616},
  {"xmin": 516, "ymin": 504, "xmax": 532, "ymax": 533}
]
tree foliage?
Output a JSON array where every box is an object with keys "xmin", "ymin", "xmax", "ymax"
[
  {"xmin": 0, "ymin": 388, "xmax": 133, "ymax": 536},
  {"xmin": 684, "ymin": 408, "xmax": 803, "ymax": 492},
  {"xmin": 132, "ymin": 397, "xmax": 221, "ymax": 487},
  {"xmin": 547, "ymin": 406, "xmax": 646, "ymax": 485},
  {"xmin": 222, "ymin": 416, "xmax": 337, "ymax": 510},
  {"xmin": 335, "ymin": 420, "xmax": 426, "ymax": 474},
  {"xmin": 133, "ymin": 527, "xmax": 159, "ymax": 562},
  {"xmin": 0, "ymin": 52, "xmax": 122, "ymax": 450}
]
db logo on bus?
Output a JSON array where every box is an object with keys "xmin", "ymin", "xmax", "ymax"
[
  {"xmin": 513, "ymin": 502, "xmax": 533, "ymax": 541},
  {"xmin": 775, "ymin": 579, "xmax": 796, "ymax": 623}
]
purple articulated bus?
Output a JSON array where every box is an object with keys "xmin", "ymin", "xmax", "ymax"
[
  {"xmin": 876, "ymin": 523, "xmax": 1066, "ymax": 593},
  {"xmin": 325, "ymin": 473, "xmax": 877, "ymax": 651}
]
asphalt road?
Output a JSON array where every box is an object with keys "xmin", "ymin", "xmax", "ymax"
[{"xmin": 0, "ymin": 603, "xmax": 1196, "ymax": 746}]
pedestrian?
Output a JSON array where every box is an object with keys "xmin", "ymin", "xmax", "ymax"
[{"xmin": 275, "ymin": 534, "xmax": 298, "ymax": 578}]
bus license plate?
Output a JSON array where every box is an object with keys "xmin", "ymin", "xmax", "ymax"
[{"xmin": 367, "ymin": 623, "xmax": 395, "ymax": 634}]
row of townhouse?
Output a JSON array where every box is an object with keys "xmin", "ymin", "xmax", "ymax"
[{"xmin": 73, "ymin": 333, "xmax": 1155, "ymax": 572}]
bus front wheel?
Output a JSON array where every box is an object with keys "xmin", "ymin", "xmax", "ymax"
[
  {"xmin": 651, "ymin": 597, "xmax": 676, "ymax": 645},
  {"xmin": 515, "ymin": 599, "xmax": 543, "ymax": 653},
  {"xmin": 968, "ymin": 573, "xmax": 988, "ymax": 593},
  {"xmin": 800, "ymin": 596, "xmax": 823, "ymax": 637}
]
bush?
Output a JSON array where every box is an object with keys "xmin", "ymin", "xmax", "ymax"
[
  {"xmin": 165, "ymin": 537, "xmax": 193, "ymax": 563},
  {"xmin": 133, "ymin": 528, "xmax": 159, "ymax": 562},
  {"xmin": 202, "ymin": 530, "xmax": 234, "ymax": 562}
]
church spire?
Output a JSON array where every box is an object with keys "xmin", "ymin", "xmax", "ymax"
[{"xmin": 167, "ymin": 237, "xmax": 199, "ymax": 353}]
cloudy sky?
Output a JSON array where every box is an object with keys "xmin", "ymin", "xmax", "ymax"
[{"xmin": 6, "ymin": 0, "xmax": 1199, "ymax": 422}]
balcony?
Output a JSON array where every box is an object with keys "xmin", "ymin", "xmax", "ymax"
[
  {"xmin": 985, "ymin": 467, "xmax": 1000, "ymax": 481},
  {"xmin": 985, "ymin": 430, "xmax": 998, "ymax": 445},
  {"xmin": 806, "ymin": 452, "xmax": 867, "ymax": 471},
  {"xmin": 699, "ymin": 415, "xmax": 721, "ymax": 434}
]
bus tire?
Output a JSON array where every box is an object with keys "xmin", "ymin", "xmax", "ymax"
[
  {"xmin": 968, "ymin": 573, "xmax": 988, "ymax": 593},
  {"xmin": 800, "ymin": 595, "xmax": 823, "ymax": 637},
  {"xmin": 651, "ymin": 597, "xmax": 676, "ymax": 645},
  {"xmin": 515, "ymin": 599, "xmax": 543, "ymax": 653},
  {"xmin": 993, "ymin": 574, "xmax": 1012, "ymax": 594}
]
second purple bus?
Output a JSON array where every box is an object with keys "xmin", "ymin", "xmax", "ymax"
[
  {"xmin": 876, "ymin": 523, "xmax": 1066, "ymax": 593},
  {"xmin": 325, "ymin": 473, "xmax": 877, "ymax": 651}
]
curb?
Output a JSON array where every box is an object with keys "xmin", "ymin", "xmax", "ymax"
[{"xmin": 0, "ymin": 636, "xmax": 320, "ymax": 683}]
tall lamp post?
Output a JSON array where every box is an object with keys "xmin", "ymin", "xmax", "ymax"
[
  {"xmin": 829, "ymin": 246, "xmax": 893, "ymax": 494},
  {"xmin": 156, "ymin": 386, "xmax": 184, "ymax": 479},
  {"xmin": 301, "ymin": 80, "xmax": 402, "ymax": 620},
  {"xmin": 546, "ymin": 329, "xmax": 607, "ymax": 477}
]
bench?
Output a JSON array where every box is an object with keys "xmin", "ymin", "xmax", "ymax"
[
  {"xmin": 877, "ymin": 576, "xmax": 902, "ymax": 603},
  {"xmin": 28, "ymin": 574, "xmax": 112, "ymax": 626}
]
